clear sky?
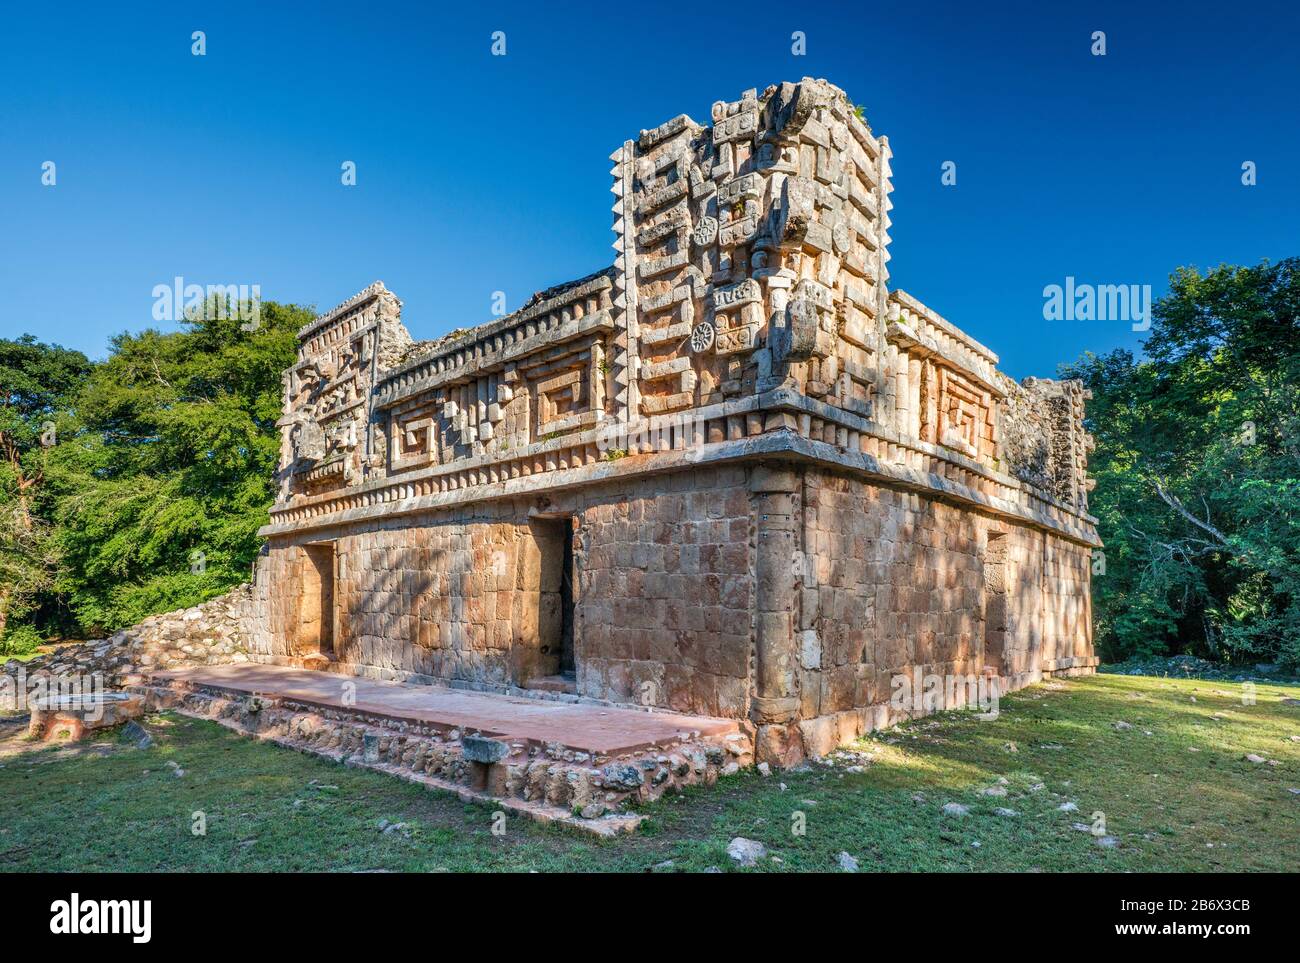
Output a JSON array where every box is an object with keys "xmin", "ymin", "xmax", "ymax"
[{"xmin": 2, "ymin": 0, "xmax": 1295, "ymax": 378}]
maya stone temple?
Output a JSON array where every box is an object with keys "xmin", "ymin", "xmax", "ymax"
[
  {"xmin": 253, "ymin": 76, "xmax": 1098, "ymax": 757},
  {"xmin": 6, "ymin": 79, "xmax": 1099, "ymax": 821}
]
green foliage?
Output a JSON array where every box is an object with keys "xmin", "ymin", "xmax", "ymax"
[
  {"xmin": 0, "ymin": 302, "xmax": 309, "ymax": 639},
  {"xmin": 3, "ymin": 675, "xmax": 1297, "ymax": 872},
  {"xmin": 0, "ymin": 499, "xmax": 55, "ymax": 633},
  {"xmin": 0, "ymin": 622, "xmax": 43, "ymax": 657},
  {"xmin": 0, "ymin": 334, "xmax": 93, "ymax": 449},
  {"xmin": 1063, "ymin": 258, "xmax": 1300, "ymax": 668},
  {"xmin": 0, "ymin": 335, "xmax": 92, "ymax": 640},
  {"xmin": 43, "ymin": 303, "xmax": 308, "ymax": 632}
]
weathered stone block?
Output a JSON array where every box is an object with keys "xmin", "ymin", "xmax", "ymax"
[{"xmin": 461, "ymin": 735, "xmax": 510, "ymax": 765}]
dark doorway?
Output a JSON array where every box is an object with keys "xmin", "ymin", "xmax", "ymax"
[
  {"xmin": 302, "ymin": 543, "xmax": 336, "ymax": 660},
  {"xmin": 525, "ymin": 516, "xmax": 577, "ymax": 690},
  {"xmin": 558, "ymin": 519, "xmax": 575, "ymax": 675},
  {"xmin": 983, "ymin": 532, "xmax": 1008, "ymax": 673}
]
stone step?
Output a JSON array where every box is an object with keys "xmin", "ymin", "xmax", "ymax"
[{"xmin": 521, "ymin": 674, "xmax": 577, "ymax": 695}]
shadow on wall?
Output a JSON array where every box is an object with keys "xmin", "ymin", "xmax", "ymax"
[{"xmin": 276, "ymin": 513, "xmax": 578, "ymax": 689}]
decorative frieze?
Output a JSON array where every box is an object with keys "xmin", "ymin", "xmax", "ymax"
[{"xmin": 264, "ymin": 77, "xmax": 1095, "ymax": 536}]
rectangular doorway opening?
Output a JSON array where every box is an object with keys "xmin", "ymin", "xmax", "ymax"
[
  {"xmin": 524, "ymin": 516, "xmax": 576, "ymax": 691},
  {"xmin": 302, "ymin": 542, "xmax": 336, "ymax": 661},
  {"xmin": 983, "ymin": 532, "xmax": 1008, "ymax": 674}
]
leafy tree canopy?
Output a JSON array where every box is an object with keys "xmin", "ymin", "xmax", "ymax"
[
  {"xmin": 0, "ymin": 336, "xmax": 92, "ymax": 651},
  {"xmin": 1063, "ymin": 258, "xmax": 1300, "ymax": 667},
  {"xmin": 20, "ymin": 303, "xmax": 308, "ymax": 637}
]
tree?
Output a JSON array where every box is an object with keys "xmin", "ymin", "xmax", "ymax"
[
  {"xmin": 1063, "ymin": 258, "xmax": 1300, "ymax": 667},
  {"xmin": 0, "ymin": 336, "xmax": 92, "ymax": 650},
  {"xmin": 40, "ymin": 300, "xmax": 310, "ymax": 634}
]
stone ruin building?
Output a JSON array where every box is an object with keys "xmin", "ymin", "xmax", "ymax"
[
  {"xmin": 243, "ymin": 77, "xmax": 1099, "ymax": 768},
  {"xmin": 5, "ymin": 80, "xmax": 1099, "ymax": 808}
]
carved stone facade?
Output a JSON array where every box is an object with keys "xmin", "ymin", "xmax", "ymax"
[{"xmin": 248, "ymin": 78, "xmax": 1099, "ymax": 766}]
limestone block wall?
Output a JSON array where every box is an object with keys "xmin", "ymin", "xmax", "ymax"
[
  {"xmin": 258, "ymin": 466, "xmax": 753, "ymax": 717},
  {"xmin": 253, "ymin": 449, "xmax": 1095, "ymax": 758},
  {"xmin": 1040, "ymin": 536, "xmax": 1094, "ymax": 667},
  {"xmin": 800, "ymin": 470, "xmax": 985, "ymax": 716},
  {"xmin": 261, "ymin": 510, "xmax": 535, "ymax": 684},
  {"xmin": 794, "ymin": 465, "xmax": 1094, "ymax": 754},
  {"xmin": 576, "ymin": 466, "xmax": 752, "ymax": 718},
  {"xmin": 999, "ymin": 526, "xmax": 1044, "ymax": 677}
]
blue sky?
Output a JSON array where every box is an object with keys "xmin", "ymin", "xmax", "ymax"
[{"xmin": 1, "ymin": 0, "xmax": 1295, "ymax": 378}]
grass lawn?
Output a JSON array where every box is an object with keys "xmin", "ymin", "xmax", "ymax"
[{"xmin": 1, "ymin": 672, "xmax": 1297, "ymax": 872}]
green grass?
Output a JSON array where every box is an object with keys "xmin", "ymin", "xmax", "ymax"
[{"xmin": 1, "ymin": 673, "xmax": 1297, "ymax": 872}]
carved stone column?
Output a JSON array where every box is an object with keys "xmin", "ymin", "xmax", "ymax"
[{"xmin": 750, "ymin": 463, "xmax": 804, "ymax": 767}]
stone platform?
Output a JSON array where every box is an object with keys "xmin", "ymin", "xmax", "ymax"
[
  {"xmin": 134, "ymin": 663, "xmax": 752, "ymax": 835},
  {"xmin": 149, "ymin": 663, "xmax": 738, "ymax": 755}
]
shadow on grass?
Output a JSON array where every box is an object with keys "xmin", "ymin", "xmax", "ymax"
[{"xmin": 1, "ymin": 675, "xmax": 1296, "ymax": 872}]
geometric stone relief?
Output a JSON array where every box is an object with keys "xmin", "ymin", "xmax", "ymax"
[
  {"xmin": 922, "ymin": 364, "xmax": 992, "ymax": 461},
  {"xmin": 277, "ymin": 283, "xmax": 410, "ymax": 497},
  {"xmin": 607, "ymin": 80, "xmax": 897, "ymax": 429},
  {"xmin": 263, "ymin": 79, "xmax": 1095, "ymax": 542},
  {"xmin": 523, "ymin": 335, "xmax": 607, "ymax": 441}
]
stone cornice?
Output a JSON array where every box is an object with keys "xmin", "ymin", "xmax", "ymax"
[
  {"xmin": 260, "ymin": 389, "xmax": 1100, "ymax": 548},
  {"xmin": 378, "ymin": 273, "xmax": 613, "ymax": 391},
  {"xmin": 889, "ymin": 289, "xmax": 998, "ymax": 365},
  {"xmin": 374, "ymin": 309, "xmax": 616, "ymax": 410},
  {"xmin": 297, "ymin": 281, "xmax": 390, "ymax": 340}
]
